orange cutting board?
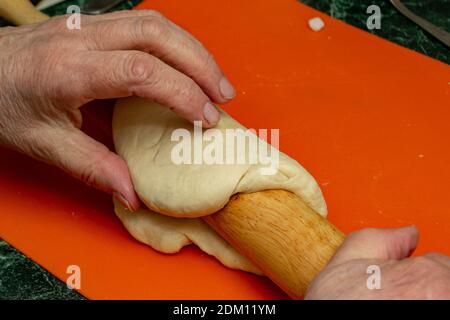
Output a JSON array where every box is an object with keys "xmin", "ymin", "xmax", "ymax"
[{"xmin": 0, "ymin": 0, "xmax": 449, "ymax": 299}]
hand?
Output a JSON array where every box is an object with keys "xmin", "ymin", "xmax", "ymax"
[
  {"xmin": 0, "ymin": 11, "xmax": 236, "ymax": 211},
  {"xmin": 305, "ymin": 226, "xmax": 450, "ymax": 299}
]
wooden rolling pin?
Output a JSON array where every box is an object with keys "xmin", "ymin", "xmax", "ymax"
[
  {"xmin": 0, "ymin": 0, "xmax": 48, "ymax": 25},
  {"xmin": 2, "ymin": 1, "xmax": 345, "ymax": 299},
  {"xmin": 204, "ymin": 190, "xmax": 345, "ymax": 299}
]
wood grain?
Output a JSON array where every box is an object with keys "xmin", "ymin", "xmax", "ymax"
[{"xmin": 204, "ymin": 190, "xmax": 345, "ymax": 299}]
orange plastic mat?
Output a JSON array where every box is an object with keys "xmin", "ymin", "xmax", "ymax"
[{"xmin": 0, "ymin": 0, "xmax": 449, "ymax": 299}]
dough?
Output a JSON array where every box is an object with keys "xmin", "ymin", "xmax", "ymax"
[
  {"xmin": 112, "ymin": 97, "xmax": 327, "ymax": 273},
  {"xmin": 113, "ymin": 97, "xmax": 327, "ymax": 218},
  {"xmin": 114, "ymin": 198, "xmax": 262, "ymax": 275}
]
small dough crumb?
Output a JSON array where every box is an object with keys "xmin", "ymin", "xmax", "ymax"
[{"xmin": 308, "ymin": 17, "xmax": 325, "ymax": 32}]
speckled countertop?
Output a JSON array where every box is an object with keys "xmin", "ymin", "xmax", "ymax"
[{"xmin": 1, "ymin": 0, "xmax": 449, "ymax": 300}]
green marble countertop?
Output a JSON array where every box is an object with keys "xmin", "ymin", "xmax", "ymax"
[{"xmin": 1, "ymin": 0, "xmax": 449, "ymax": 300}]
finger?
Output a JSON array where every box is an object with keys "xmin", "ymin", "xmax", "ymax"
[
  {"xmin": 40, "ymin": 125, "xmax": 140, "ymax": 211},
  {"xmin": 75, "ymin": 50, "xmax": 220, "ymax": 127},
  {"xmin": 82, "ymin": 14, "xmax": 235, "ymax": 103},
  {"xmin": 48, "ymin": 10, "xmax": 161, "ymax": 27},
  {"xmin": 79, "ymin": 9, "xmax": 163, "ymax": 24},
  {"xmin": 31, "ymin": 10, "xmax": 160, "ymax": 34},
  {"xmin": 327, "ymin": 226, "xmax": 419, "ymax": 267}
]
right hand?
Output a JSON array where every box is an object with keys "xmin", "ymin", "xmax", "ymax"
[
  {"xmin": 306, "ymin": 226, "xmax": 450, "ymax": 299},
  {"xmin": 0, "ymin": 10, "xmax": 236, "ymax": 211}
]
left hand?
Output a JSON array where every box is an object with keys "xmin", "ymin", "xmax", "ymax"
[{"xmin": 0, "ymin": 10, "xmax": 235, "ymax": 211}]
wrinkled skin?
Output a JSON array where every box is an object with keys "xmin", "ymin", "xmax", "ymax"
[
  {"xmin": 0, "ymin": 11, "xmax": 236, "ymax": 211},
  {"xmin": 306, "ymin": 226, "xmax": 450, "ymax": 300}
]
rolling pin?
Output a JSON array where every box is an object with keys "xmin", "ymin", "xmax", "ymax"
[
  {"xmin": 204, "ymin": 190, "xmax": 345, "ymax": 299},
  {"xmin": 2, "ymin": 1, "xmax": 345, "ymax": 299},
  {"xmin": 0, "ymin": 0, "xmax": 48, "ymax": 25}
]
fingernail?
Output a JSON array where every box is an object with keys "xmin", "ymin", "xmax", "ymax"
[
  {"xmin": 203, "ymin": 102, "xmax": 220, "ymax": 126},
  {"xmin": 114, "ymin": 192, "xmax": 134, "ymax": 212},
  {"xmin": 219, "ymin": 77, "xmax": 236, "ymax": 100}
]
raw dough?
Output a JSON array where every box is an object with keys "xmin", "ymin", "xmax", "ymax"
[
  {"xmin": 112, "ymin": 97, "xmax": 327, "ymax": 273},
  {"xmin": 114, "ymin": 198, "xmax": 262, "ymax": 274},
  {"xmin": 308, "ymin": 17, "xmax": 325, "ymax": 32},
  {"xmin": 113, "ymin": 97, "xmax": 327, "ymax": 218}
]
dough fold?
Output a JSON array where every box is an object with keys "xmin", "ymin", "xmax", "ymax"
[
  {"xmin": 113, "ymin": 97, "xmax": 327, "ymax": 218},
  {"xmin": 112, "ymin": 97, "xmax": 327, "ymax": 274},
  {"xmin": 114, "ymin": 198, "xmax": 262, "ymax": 275}
]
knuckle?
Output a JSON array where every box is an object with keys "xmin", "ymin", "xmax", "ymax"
[
  {"xmin": 144, "ymin": 9, "xmax": 164, "ymax": 18},
  {"xmin": 196, "ymin": 50, "xmax": 219, "ymax": 77},
  {"xmin": 410, "ymin": 256, "xmax": 437, "ymax": 270},
  {"xmin": 177, "ymin": 79, "xmax": 201, "ymax": 106},
  {"xmin": 127, "ymin": 52, "xmax": 156, "ymax": 85},
  {"xmin": 79, "ymin": 149, "xmax": 109, "ymax": 188},
  {"xmin": 411, "ymin": 256, "xmax": 449, "ymax": 288},
  {"xmin": 137, "ymin": 16, "xmax": 168, "ymax": 40}
]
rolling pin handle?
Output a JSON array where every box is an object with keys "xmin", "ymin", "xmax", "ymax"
[
  {"xmin": 0, "ymin": 0, "xmax": 49, "ymax": 26},
  {"xmin": 204, "ymin": 190, "xmax": 345, "ymax": 299}
]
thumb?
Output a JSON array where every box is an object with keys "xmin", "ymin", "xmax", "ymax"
[
  {"xmin": 45, "ymin": 126, "xmax": 140, "ymax": 211},
  {"xmin": 327, "ymin": 226, "xmax": 419, "ymax": 267}
]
